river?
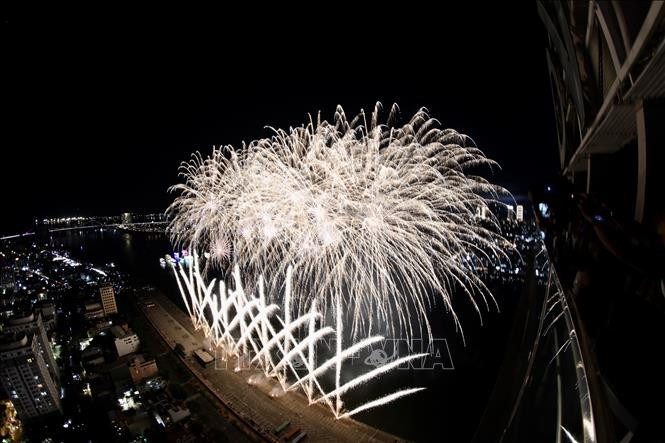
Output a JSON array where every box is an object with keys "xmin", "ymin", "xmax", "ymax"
[{"xmin": 51, "ymin": 227, "xmax": 522, "ymax": 441}]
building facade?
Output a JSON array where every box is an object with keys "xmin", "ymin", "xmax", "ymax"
[
  {"xmin": 128, "ymin": 355, "xmax": 158, "ymax": 383},
  {"xmin": 0, "ymin": 334, "xmax": 61, "ymax": 420},
  {"xmin": 36, "ymin": 302, "xmax": 56, "ymax": 332},
  {"xmin": 84, "ymin": 301, "xmax": 105, "ymax": 320},
  {"xmin": 100, "ymin": 284, "xmax": 118, "ymax": 316},
  {"xmin": 3, "ymin": 312, "xmax": 58, "ymax": 381},
  {"xmin": 112, "ymin": 326, "xmax": 140, "ymax": 357}
]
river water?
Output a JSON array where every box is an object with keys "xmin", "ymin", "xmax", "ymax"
[{"xmin": 52, "ymin": 227, "xmax": 521, "ymax": 441}]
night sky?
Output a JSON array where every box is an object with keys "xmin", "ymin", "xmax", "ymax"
[{"xmin": 2, "ymin": 5, "xmax": 558, "ymax": 235}]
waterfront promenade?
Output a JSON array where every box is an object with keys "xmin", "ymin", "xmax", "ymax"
[{"xmin": 140, "ymin": 291, "xmax": 406, "ymax": 443}]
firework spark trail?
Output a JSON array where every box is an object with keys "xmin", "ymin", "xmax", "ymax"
[
  {"xmin": 270, "ymin": 326, "xmax": 335, "ymax": 374},
  {"xmin": 268, "ymin": 315, "xmax": 335, "ymax": 406},
  {"xmin": 289, "ymin": 336, "xmax": 385, "ymax": 389},
  {"xmin": 168, "ymin": 103, "xmax": 512, "ymax": 343},
  {"xmin": 170, "ymin": 263, "xmax": 194, "ymax": 321},
  {"xmin": 233, "ymin": 304, "xmax": 280, "ymax": 353},
  {"xmin": 314, "ymin": 353, "xmax": 429, "ymax": 404},
  {"xmin": 307, "ymin": 299, "xmax": 317, "ymax": 399},
  {"xmin": 250, "ymin": 312, "xmax": 321, "ymax": 363},
  {"xmin": 170, "ymin": 257, "xmax": 424, "ymax": 418},
  {"xmin": 339, "ymin": 388, "xmax": 427, "ymax": 419}
]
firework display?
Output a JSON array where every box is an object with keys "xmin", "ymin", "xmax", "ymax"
[
  {"xmin": 171, "ymin": 254, "xmax": 427, "ymax": 418},
  {"xmin": 168, "ymin": 104, "xmax": 511, "ymax": 343}
]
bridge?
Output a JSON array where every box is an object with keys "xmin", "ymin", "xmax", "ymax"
[{"xmin": 1, "ymin": 214, "xmax": 168, "ymax": 241}]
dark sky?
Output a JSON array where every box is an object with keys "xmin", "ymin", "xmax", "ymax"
[{"xmin": 2, "ymin": 5, "xmax": 558, "ymax": 235}]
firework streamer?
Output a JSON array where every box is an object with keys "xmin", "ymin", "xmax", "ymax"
[
  {"xmin": 170, "ymin": 257, "xmax": 425, "ymax": 418},
  {"xmin": 167, "ymin": 103, "xmax": 515, "ymax": 418},
  {"xmin": 168, "ymin": 103, "xmax": 512, "ymax": 344},
  {"xmin": 339, "ymin": 388, "xmax": 427, "ymax": 419},
  {"xmin": 307, "ymin": 299, "xmax": 316, "ymax": 401}
]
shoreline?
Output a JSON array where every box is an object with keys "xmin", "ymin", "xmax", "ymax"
[{"xmin": 138, "ymin": 289, "xmax": 408, "ymax": 443}]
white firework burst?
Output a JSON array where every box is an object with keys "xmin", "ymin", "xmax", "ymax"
[
  {"xmin": 168, "ymin": 103, "xmax": 512, "ymax": 343},
  {"xmin": 210, "ymin": 235, "xmax": 231, "ymax": 264}
]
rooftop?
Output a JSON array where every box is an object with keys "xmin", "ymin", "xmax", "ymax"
[{"xmin": 0, "ymin": 332, "xmax": 30, "ymax": 351}]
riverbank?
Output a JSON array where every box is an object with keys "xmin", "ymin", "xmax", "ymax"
[
  {"xmin": 120, "ymin": 288, "xmax": 255, "ymax": 442},
  {"xmin": 139, "ymin": 289, "xmax": 408, "ymax": 442}
]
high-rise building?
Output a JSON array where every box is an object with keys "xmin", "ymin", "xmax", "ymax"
[
  {"xmin": 0, "ymin": 333, "xmax": 62, "ymax": 420},
  {"xmin": 3, "ymin": 312, "xmax": 58, "ymax": 381},
  {"xmin": 100, "ymin": 284, "xmax": 118, "ymax": 316},
  {"xmin": 516, "ymin": 205, "xmax": 524, "ymax": 222},
  {"xmin": 506, "ymin": 205, "xmax": 515, "ymax": 220},
  {"xmin": 36, "ymin": 302, "xmax": 56, "ymax": 332}
]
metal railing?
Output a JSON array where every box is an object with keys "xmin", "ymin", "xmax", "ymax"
[{"xmin": 473, "ymin": 246, "xmax": 606, "ymax": 442}]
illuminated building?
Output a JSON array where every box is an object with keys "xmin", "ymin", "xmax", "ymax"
[
  {"xmin": 112, "ymin": 326, "xmax": 140, "ymax": 357},
  {"xmin": 0, "ymin": 333, "xmax": 61, "ymax": 420},
  {"xmin": 100, "ymin": 283, "xmax": 118, "ymax": 316},
  {"xmin": 516, "ymin": 205, "xmax": 524, "ymax": 222},
  {"xmin": 506, "ymin": 204, "xmax": 515, "ymax": 220},
  {"xmin": 3, "ymin": 312, "xmax": 58, "ymax": 381}
]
